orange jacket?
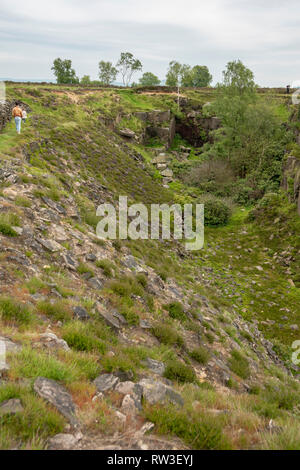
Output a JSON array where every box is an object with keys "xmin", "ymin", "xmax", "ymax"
[{"xmin": 12, "ymin": 106, "xmax": 23, "ymax": 118}]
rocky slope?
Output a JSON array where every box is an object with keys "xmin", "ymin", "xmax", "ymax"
[{"xmin": 0, "ymin": 84, "xmax": 299, "ymax": 450}]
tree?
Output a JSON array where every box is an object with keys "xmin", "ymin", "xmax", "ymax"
[
  {"xmin": 116, "ymin": 52, "xmax": 142, "ymax": 87},
  {"xmin": 98, "ymin": 61, "xmax": 118, "ymax": 86},
  {"xmin": 191, "ymin": 66, "xmax": 212, "ymax": 87},
  {"xmin": 139, "ymin": 72, "xmax": 161, "ymax": 86},
  {"xmin": 80, "ymin": 75, "xmax": 91, "ymax": 86},
  {"xmin": 165, "ymin": 61, "xmax": 188, "ymax": 87},
  {"xmin": 51, "ymin": 58, "xmax": 79, "ymax": 84},
  {"xmin": 177, "ymin": 64, "xmax": 213, "ymax": 87},
  {"xmin": 221, "ymin": 59, "xmax": 256, "ymax": 96}
]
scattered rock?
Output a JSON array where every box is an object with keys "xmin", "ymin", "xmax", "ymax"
[
  {"xmin": 121, "ymin": 394, "xmax": 140, "ymax": 416},
  {"xmin": 0, "ymin": 399, "xmax": 24, "ymax": 416},
  {"xmin": 39, "ymin": 332, "xmax": 70, "ymax": 351},
  {"xmin": 87, "ymin": 277, "xmax": 103, "ymax": 290},
  {"xmin": 96, "ymin": 303, "xmax": 127, "ymax": 330},
  {"xmin": 93, "ymin": 374, "xmax": 120, "ymax": 393},
  {"xmin": 86, "ymin": 253, "xmax": 97, "ymax": 262},
  {"xmin": 34, "ymin": 377, "xmax": 79, "ymax": 427},
  {"xmin": 140, "ymin": 320, "xmax": 152, "ymax": 329},
  {"xmin": 73, "ymin": 306, "xmax": 90, "ymax": 321},
  {"xmin": 138, "ymin": 379, "xmax": 184, "ymax": 407},
  {"xmin": 37, "ymin": 238, "xmax": 62, "ymax": 253},
  {"xmin": 62, "ymin": 252, "xmax": 78, "ymax": 271},
  {"xmin": 41, "ymin": 196, "xmax": 66, "ymax": 215},
  {"xmin": 143, "ymin": 358, "xmax": 165, "ymax": 376},
  {"xmin": 160, "ymin": 169, "xmax": 173, "ymax": 178},
  {"xmin": 119, "ymin": 128, "xmax": 136, "ymax": 139},
  {"xmin": 47, "ymin": 433, "xmax": 81, "ymax": 450},
  {"xmin": 114, "ymin": 411, "xmax": 127, "ymax": 424}
]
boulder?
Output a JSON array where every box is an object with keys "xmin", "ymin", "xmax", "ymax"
[
  {"xmin": 161, "ymin": 168, "xmax": 173, "ymax": 178},
  {"xmin": 39, "ymin": 332, "xmax": 70, "ymax": 351},
  {"xmin": 93, "ymin": 374, "xmax": 120, "ymax": 393},
  {"xmin": 34, "ymin": 377, "xmax": 79, "ymax": 427},
  {"xmin": 73, "ymin": 306, "xmax": 90, "ymax": 321},
  {"xmin": 37, "ymin": 238, "xmax": 63, "ymax": 253},
  {"xmin": 143, "ymin": 358, "xmax": 165, "ymax": 376},
  {"xmin": 96, "ymin": 303, "xmax": 127, "ymax": 330},
  {"xmin": 138, "ymin": 378, "xmax": 184, "ymax": 407},
  {"xmin": 119, "ymin": 128, "xmax": 136, "ymax": 139},
  {"xmin": 87, "ymin": 277, "xmax": 103, "ymax": 290}
]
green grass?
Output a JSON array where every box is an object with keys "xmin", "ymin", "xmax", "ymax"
[
  {"xmin": 62, "ymin": 321, "xmax": 107, "ymax": 354},
  {"xmin": 0, "ymin": 383, "xmax": 65, "ymax": 450},
  {"xmin": 36, "ymin": 300, "xmax": 72, "ymax": 322},
  {"xmin": 25, "ymin": 277, "xmax": 47, "ymax": 295},
  {"xmin": 0, "ymin": 297, "xmax": 35, "ymax": 326},
  {"xmin": 144, "ymin": 404, "xmax": 231, "ymax": 450},
  {"xmin": 96, "ymin": 259, "xmax": 115, "ymax": 278},
  {"xmin": 228, "ymin": 350, "xmax": 251, "ymax": 380},
  {"xmin": 0, "ymin": 214, "xmax": 18, "ymax": 236},
  {"xmin": 77, "ymin": 262, "xmax": 95, "ymax": 277},
  {"xmin": 9, "ymin": 347, "xmax": 101, "ymax": 383},
  {"xmin": 15, "ymin": 196, "xmax": 32, "ymax": 208}
]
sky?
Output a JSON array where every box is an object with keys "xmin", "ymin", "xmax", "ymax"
[{"xmin": 0, "ymin": 0, "xmax": 300, "ymax": 86}]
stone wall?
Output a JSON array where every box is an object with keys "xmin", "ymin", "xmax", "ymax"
[{"xmin": 282, "ymin": 155, "xmax": 300, "ymax": 216}]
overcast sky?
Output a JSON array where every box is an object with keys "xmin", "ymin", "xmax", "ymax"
[{"xmin": 0, "ymin": 0, "xmax": 299, "ymax": 86}]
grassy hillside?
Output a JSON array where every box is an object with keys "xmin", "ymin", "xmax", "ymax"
[{"xmin": 0, "ymin": 84, "xmax": 299, "ymax": 450}]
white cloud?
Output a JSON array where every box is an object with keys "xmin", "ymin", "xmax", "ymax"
[{"xmin": 0, "ymin": 0, "xmax": 300, "ymax": 85}]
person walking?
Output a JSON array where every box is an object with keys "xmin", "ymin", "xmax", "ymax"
[
  {"xmin": 12, "ymin": 101, "xmax": 23, "ymax": 134},
  {"xmin": 22, "ymin": 108, "xmax": 27, "ymax": 124}
]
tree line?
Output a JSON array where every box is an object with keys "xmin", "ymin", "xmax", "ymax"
[{"xmin": 51, "ymin": 52, "xmax": 213, "ymax": 88}]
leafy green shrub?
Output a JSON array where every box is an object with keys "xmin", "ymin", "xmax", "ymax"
[
  {"xmin": 0, "ymin": 297, "xmax": 34, "ymax": 326},
  {"xmin": 152, "ymin": 323, "xmax": 184, "ymax": 347},
  {"xmin": 189, "ymin": 347, "xmax": 210, "ymax": 365},
  {"xmin": 164, "ymin": 360, "xmax": 196, "ymax": 384},
  {"xmin": 204, "ymin": 199, "xmax": 231, "ymax": 226},
  {"xmin": 228, "ymin": 349, "xmax": 250, "ymax": 380},
  {"xmin": 165, "ymin": 302, "xmax": 186, "ymax": 321}
]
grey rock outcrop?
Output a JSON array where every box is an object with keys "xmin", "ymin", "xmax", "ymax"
[{"xmin": 34, "ymin": 377, "xmax": 79, "ymax": 427}]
